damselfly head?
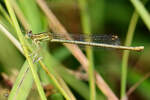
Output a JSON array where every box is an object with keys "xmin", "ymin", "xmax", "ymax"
[
  {"xmin": 111, "ymin": 35, "xmax": 118, "ymax": 41},
  {"xmin": 25, "ymin": 30, "xmax": 33, "ymax": 38},
  {"xmin": 111, "ymin": 34, "xmax": 120, "ymax": 45}
]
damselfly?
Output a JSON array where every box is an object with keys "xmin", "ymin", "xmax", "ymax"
[{"xmin": 26, "ymin": 31, "xmax": 144, "ymax": 51}]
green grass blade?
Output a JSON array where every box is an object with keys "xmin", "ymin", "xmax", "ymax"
[
  {"xmin": 0, "ymin": 4, "xmax": 12, "ymax": 25},
  {"xmin": 120, "ymin": 12, "xmax": 139, "ymax": 99},
  {"xmin": 77, "ymin": 0, "xmax": 96, "ymax": 100},
  {"xmin": 17, "ymin": 0, "xmax": 76, "ymax": 99},
  {"xmin": 8, "ymin": 61, "xmax": 33, "ymax": 100},
  {"xmin": 130, "ymin": 0, "xmax": 150, "ymax": 31},
  {"xmin": 12, "ymin": 1, "xmax": 76, "ymax": 99},
  {"xmin": 4, "ymin": 0, "xmax": 47, "ymax": 100}
]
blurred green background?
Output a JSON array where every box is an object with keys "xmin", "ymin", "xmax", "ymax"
[{"xmin": 0, "ymin": 0, "xmax": 150, "ymax": 100}]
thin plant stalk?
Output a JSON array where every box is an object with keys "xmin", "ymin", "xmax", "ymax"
[
  {"xmin": 77, "ymin": 0, "xmax": 96, "ymax": 100},
  {"xmin": 121, "ymin": 0, "xmax": 148, "ymax": 98},
  {"xmin": 120, "ymin": 12, "xmax": 139, "ymax": 99},
  {"xmin": 127, "ymin": 72, "xmax": 150, "ymax": 96},
  {"xmin": 39, "ymin": 61, "xmax": 76, "ymax": 100}
]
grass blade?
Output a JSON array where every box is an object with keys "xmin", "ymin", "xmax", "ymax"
[
  {"xmin": 8, "ymin": 61, "xmax": 33, "ymax": 100},
  {"xmin": 77, "ymin": 0, "xmax": 96, "ymax": 100},
  {"xmin": 130, "ymin": 0, "xmax": 150, "ymax": 31},
  {"xmin": 120, "ymin": 12, "xmax": 139, "ymax": 100},
  {"xmin": 4, "ymin": 0, "xmax": 47, "ymax": 100}
]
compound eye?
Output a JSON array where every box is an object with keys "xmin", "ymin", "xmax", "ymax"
[
  {"xmin": 28, "ymin": 32, "xmax": 32, "ymax": 37},
  {"xmin": 25, "ymin": 30, "xmax": 33, "ymax": 38}
]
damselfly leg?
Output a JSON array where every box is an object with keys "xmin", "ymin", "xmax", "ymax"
[{"xmin": 26, "ymin": 31, "xmax": 43, "ymax": 63}]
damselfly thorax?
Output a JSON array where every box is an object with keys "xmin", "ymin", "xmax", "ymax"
[{"xmin": 27, "ymin": 31, "xmax": 53, "ymax": 43}]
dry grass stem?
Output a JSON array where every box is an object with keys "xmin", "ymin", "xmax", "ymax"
[
  {"xmin": 127, "ymin": 72, "xmax": 150, "ymax": 96},
  {"xmin": 0, "ymin": 23, "xmax": 23, "ymax": 53}
]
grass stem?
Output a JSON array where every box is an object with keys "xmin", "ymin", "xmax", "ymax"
[
  {"xmin": 77, "ymin": 0, "xmax": 96, "ymax": 100},
  {"xmin": 120, "ymin": 12, "xmax": 139, "ymax": 99}
]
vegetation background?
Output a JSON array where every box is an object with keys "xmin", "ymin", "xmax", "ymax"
[{"xmin": 0, "ymin": 0, "xmax": 149, "ymax": 100}]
